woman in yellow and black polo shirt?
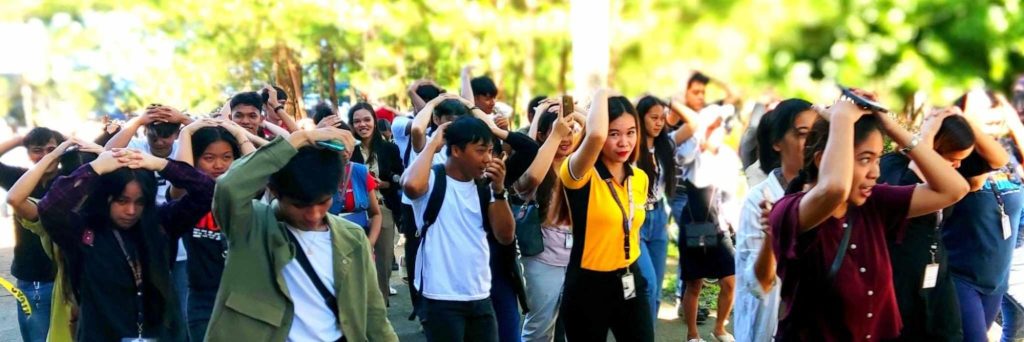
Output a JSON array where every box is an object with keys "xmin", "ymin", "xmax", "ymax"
[{"xmin": 558, "ymin": 89, "xmax": 653, "ymax": 341}]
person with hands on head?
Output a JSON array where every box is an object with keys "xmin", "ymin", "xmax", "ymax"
[
  {"xmin": 6, "ymin": 137, "xmax": 102, "ymax": 342},
  {"xmin": 556, "ymin": 89, "xmax": 654, "ymax": 341},
  {"xmin": 206, "ymin": 127, "xmax": 396, "ymax": 342},
  {"xmin": 946, "ymin": 89, "xmax": 1024, "ymax": 342},
  {"xmin": 104, "ymin": 104, "xmax": 190, "ymax": 159},
  {"xmin": 0, "ymin": 127, "xmax": 65, "ymax": 342},
  {"xmin": 876, "ymin": 105, "xmax": 1002, "ymax": 342},
  {"xmin": 36, "ymin": 144, "xmax": 214, "ymax": 342},
  {"xmin": 262, "ymin": 85, "xmax": 301, "ymax": 133},
  {"xmin": 167, "ymin": 117, "xmax": 254, "ymax": 341},
  {"xmin": 767, "ymin": 90, "xmax": 970, "ymax": 341},
  {"xmin": 401, "ymin": 115, "xmax": 516, "ymax": 342},
  {"xmin": 511, "ymin": 100, "xmax": 576, "ymax": 342}
]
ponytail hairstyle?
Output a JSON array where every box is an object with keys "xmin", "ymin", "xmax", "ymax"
[
  {"xmin": 757, "ymin": 98, "xmax": 813, "ymax": 175},
  {"xmin": 635, "ymin": 95, "xmax": 678, "ymax": 198},
  {"xmin": 785, "ymin": 114, "xmax": 883, "ymax": 195}
]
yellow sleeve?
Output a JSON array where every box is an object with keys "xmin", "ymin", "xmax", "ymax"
[{"xmin": 558, "ymin": 157, "xmax": 593, "ymax": 190}]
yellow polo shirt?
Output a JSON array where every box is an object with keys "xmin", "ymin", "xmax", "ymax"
[{"xmin": 558, "ymin": 159, "xmax": 647, "ymax": 271}]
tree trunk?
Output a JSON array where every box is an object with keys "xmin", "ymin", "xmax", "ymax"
[{"xmin": 274, "ymin": 42, "xmax": 307, "ymax": 120}]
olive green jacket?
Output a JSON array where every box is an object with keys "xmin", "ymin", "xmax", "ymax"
[{"xmin": 205, "ymin": 138, "xmax": 397, "ymax": 342}]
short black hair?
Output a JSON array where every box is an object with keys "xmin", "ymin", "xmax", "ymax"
[
  {"xmin": 23, "ymin": 127, "xmax": 65, "ymax": 147},
  {"xmin": 415, "ymin": 84, "xmax": 444, "ymax": 103},
  {"xmin": 147, "ymin": 122, "xmax": 182, "ymax": 138},
  {"xmin": 471, "ymin": 76, "xmax": 498, "ymax": 98},
  {"xmin": 311, "ymin": 102, "xmax": 335, "ymax": 125},
  {"xmin": 230, "ymin": 92, "xmax": 264, "ymax": 113},
  {"xmin": 445, "ymin": 116, "xmax": 494, "ymax": 156},
  {"xmin": 688, "ymin": 72, "xmax": 710, "ymax": 88},
  {"xmin": 527, "ymin": 95, "xmax": 547, "ymax": 123},
  {"xmin": 261, "ymin": 86, "xmax": 288, "ymax": 104},
  {"xmin": 269, "ymin": 147, "xmax": 343, "ymax": 205},
  {"xmin": 434, "ymin": 99, "xmax": 471, "ymax": 121}
]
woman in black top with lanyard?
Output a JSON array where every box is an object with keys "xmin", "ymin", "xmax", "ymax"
[
  {"xmin": 346, "ymin": 102, "xmax": 405, "ymax": 305},
  {"xmin": 878, "ymin": 107, "xmax": 1008, "ymax": 341}
]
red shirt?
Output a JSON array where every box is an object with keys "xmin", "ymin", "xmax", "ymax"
[
  {"xmin": 769, "ymin": 184, "xmax": 914, "ymax": 341},
  {"xmin": 341, "ymin": 164, "xmax": 378, "ymax": 212}
]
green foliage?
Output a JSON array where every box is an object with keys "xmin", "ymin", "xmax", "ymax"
[{"xmin": 3, "ymin": 0, "xmax": 1023, "ymax": 127}]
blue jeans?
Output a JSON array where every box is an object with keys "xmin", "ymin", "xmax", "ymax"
[
  {"xmin": 16, "ymin": 279, "xmax": 53, "ymax": 342},
  {"xmin": 955, "ymin": 278, "xmax": 1004, "ymax": 342},
  {"xmin": 491, "ymin": 269, "xmax": 522, "ymax": 342},
  {"xmin": 521, "ymin": 257, "xmax": 567, "ymax": 342},
  {"xmin": 637, "ymin": 201, "xmax": 669, "ymax": 323},
  {"xmin": 1002, "ymin": 293, "xmax": 1024, "ymax": 342},
  {"xmin": 188, "ymin": 288, "xmax": 217, "ymax": 342},
  {"xmin": 171, "ymin": 260, "xmax": 189, "ymax": 329},
  {"xmin": 670, "ymin": 193, "xmax": 689, "ymax": 298}
]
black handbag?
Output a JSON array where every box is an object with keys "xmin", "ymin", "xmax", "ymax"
[{"xmin": 512, "ymin": 192, "xmax": 544, "ymax": 257}]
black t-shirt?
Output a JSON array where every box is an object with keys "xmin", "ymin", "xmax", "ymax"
[
  {"xmin": 0, "ymin": 163, "xmax": 56, "ymax": 282},
  {"xmin": 183, "ymin": 211, "xmax": 225, "ymax": 291},
  {"xmin": 878, "ymin": 153, "xmax": 965, "ymax": 340}
]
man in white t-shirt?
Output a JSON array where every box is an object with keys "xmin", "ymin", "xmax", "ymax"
[{"xmin": 402, "ymin": 116, "xmax": 515, "ymax": 341}]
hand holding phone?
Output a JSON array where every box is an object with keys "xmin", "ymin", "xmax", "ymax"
[{"xmin": 839, "ymin": 86, "xmax": 888, "ymax": 113}]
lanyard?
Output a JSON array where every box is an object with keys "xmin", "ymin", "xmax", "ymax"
[
  {"xmin": 989, "ymin": 176, "xmax": 1006, "ymax": 214},
  {"xmin": 604, "ymin": 177, "xmax": 634, "ymax": 261},
  {"xmin": 112, "ymin": 230, "xmax": 145, "ymax": 339},
  {"xmin": 772, "ymin": 168, "xmax": 789, "ymax": 191}
]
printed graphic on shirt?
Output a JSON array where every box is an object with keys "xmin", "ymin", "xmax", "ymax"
[{"xmin": 192, "ymin": 212, "xmax": 223, "ymax": 241}]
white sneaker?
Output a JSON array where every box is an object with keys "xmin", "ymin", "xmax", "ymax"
[
  {"xmin": 687, "ymin": 339, "xmax": 706, "ymax": 342},
  {"xmin": 389, "ymin": 286, "xmax": 398, "ymax": 296}
]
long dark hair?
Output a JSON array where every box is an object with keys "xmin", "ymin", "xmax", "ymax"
[
  {"xmin": 78, "ymin": 167, "xmax": 171, "ymax": 327},
  {"xmin": 757, "ymin": 99, "xmax": 813, "ymax": 175},
  {"xmin": 786, "ymin": 114, "xmax": 883, "ymax": 195},
  {"xmin": 933, "ymin": 116, "xmax": 975, "ymax": 155},
  {"xmin": 348, "ymin": 103, "xmax": 387, "ymax": 158},
  {"xmin": 534, "ymin": 109, "xmax": 572, "ymax": 227},
  {"xmin": 635, "ymin": 95, "xmax": 677, "ymax": 198},
  {"xmin": 191, "ymin": 127, "xmax": 241, "ymax": 162}
]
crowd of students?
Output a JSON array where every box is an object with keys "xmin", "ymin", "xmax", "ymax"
[{"xmin": 1, "ymin": 68, "xmax": 1024, "ymax": 342}]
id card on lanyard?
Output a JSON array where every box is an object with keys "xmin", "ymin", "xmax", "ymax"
[
  {"xmin": 604, "ymin": 177, "xmax": 636, "ymax": 300},
  {"xmin": 989, "ymin": 177, "xmax": 1013, "ymax": 240},
  {"xmin": 112, "ymin": 231, "xmax": 152, "ymax": 342}
]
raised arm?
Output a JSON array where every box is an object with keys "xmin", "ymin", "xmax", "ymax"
[
  {"xmin": 105, "ymin": 110, "xmax": 158, "ymax": 150},
  {"xmin": 410, "ymin": 94, "xmax": 450, "ymax": 153},
  {"xmin": 514, "ymin": 109, "xmax": 571, "ymax": 193},
  {"xmin": 667, "ymin": 98, "xmax": 698, "ymax": 145},
  {"xmin": 140, "ymin": 154, "xmax": 216, "ymax": 238},
  {"xmin": 214, "ymin": 128, "xmax": 352, "ymax": 240},
  {"xmin": 796, "ymin": 101, "xmax": 867, "ymax": 231},
  {"xmin": 486, "ymin": 156, "xmax": 516, "ymax": 245},
  {"xmin": 712, "ymin": 77, "xmax": 741, "ymax": 105},
  {"xmin": 402, "ymin": 122, "xmax": 450, "ymax": 199},
  {"xmin": 880, "ymin": 108, "xmax": 970, "ymax": 218},
  {"xmin": 38, "ymin": 149, "xmax": 128, "ymax": 249},
  {"xmin": 262, "ymin": 120, "xmax": 291, "ymax": 138},
  {"xmin": 567, "ymin": 89, "xmax": 609, "ymax": 180},
  {"xmin": 0, "ymin": 135, "xmax": 23, "ymax": 157},
  {"xmin": 527, "ymin": 99, "xmax": 555, "ymax": 140},
  {"xmin": 6, "ymin": 139, "xmax": 98, "ymax": 220},
  {"xmin": 264, "ymin": 85, "xmax": 300, "ymax": 133},
  {"xmin": 461, "ymin": 66, "xmax": 475, "ymax": 105}
]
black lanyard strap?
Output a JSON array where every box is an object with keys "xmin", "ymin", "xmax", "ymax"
[
  {"xmin": 828, "ymin": 209, "xmax": 856, "ymax": 283},
  {"xmin": 989, "ymin": 177, "xmax": 1006, "ymax": 213},
  {"xmin": 112, "ymin": 230, "xmax": 145, "ymax": 338},
  {"xmin": 604, "ymin": 177, "xmax": 634, "ymax": 261}
]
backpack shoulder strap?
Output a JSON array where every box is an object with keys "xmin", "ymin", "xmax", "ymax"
[
  {"xmin": 419, "ymin": 164, "xmax": 447, "ymax": 236},
  {"xmin": 477, "ymin": 182, "xmax": 492, "ymax": 233}
]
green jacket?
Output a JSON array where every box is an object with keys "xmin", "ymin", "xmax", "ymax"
[{"xmin": 206, "ymin": 138, "xmax": 398, "ymax": 342}]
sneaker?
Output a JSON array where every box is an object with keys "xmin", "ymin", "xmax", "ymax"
[
  {"xmin": 389, "ymin": 286, "xmax": 398, "ymax": 296},
  {"xmin": 714, "ymin": 333, "xmax": 735, "ymax": 342},
  {"xmin": 686, "ymin": 339, "xmax": 706, "ymax": 342}
]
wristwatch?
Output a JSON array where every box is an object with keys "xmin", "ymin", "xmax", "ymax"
[
  {"xmin": 900, "ymin": 134, "xmax": 921, "ymax": 155},
  {"xmin": 493, "ymin": 188, "xmax": 508, "ymax": 201}
]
